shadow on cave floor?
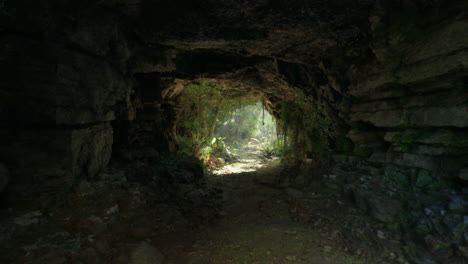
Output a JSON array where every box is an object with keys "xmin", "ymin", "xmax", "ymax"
[{"xmin": 163, "ymin": 161, "xmax": 371, "ymax": 264}]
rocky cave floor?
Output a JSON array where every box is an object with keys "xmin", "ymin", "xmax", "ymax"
[{"xmin": 0, "ymin": 156, "xmax": 459, "ymax": 264}]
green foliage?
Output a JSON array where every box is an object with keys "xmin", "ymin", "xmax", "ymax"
[
  {"xmin": 216, "ymin": 103, "xmax": 277, "ymax": 147},
  {"xmin": 278, "ymin": 89, "xmax": 333, "ymax": 163},
  {"xmin": 391, "ymin": 129, "xmax": 423, "ymax": 152},
  {"xmin": 177, "ymin": 79, "xmax": 278, "ymax": 163},
  {"xmin": 177, "ymin": 80, "xmax": 333, "ymax": 165},
  {"xmin": 177, "ymin": 79, "xmax": 227, "ymax": 156}
]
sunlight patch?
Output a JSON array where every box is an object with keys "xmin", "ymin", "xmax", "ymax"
[{"xmin": 212, "ymin": 159, "xmax": 265, "ymax": 175}]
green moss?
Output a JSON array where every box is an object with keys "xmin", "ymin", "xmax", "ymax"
[
  {"xmin": 398, "ymin": 114, "xmax": 410, "ymax": 127},
  {"xmin": 278, "ymin": 88, "xmax": 333, "ymax": 163},
  {"xmin": 433, "ymin": 242, "xmax": 453, "ymax": 250},
  {"xmin": 415, "ymin": 170, "xmax": 433, "ymax": 189},
  {"xmin": 392, "ymin": 129, "xmax": 426, "ymax": 152},
  {"xmin": 415, "ymin": 225, "xmax": 431, "ymax": 236}
]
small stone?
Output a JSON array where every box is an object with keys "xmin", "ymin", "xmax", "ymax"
[
  {"xmin": 377, "ymin": 230, "xmax": 386, "ymax": 239},
  {"xmin": 424, "ymin": 208, "xmax": 433, "ymax": 216},
  {"xmin": 13, "ymin": 211, "xmax": 42, "ymax": 226},
  {"xmin": 285, "ymin": 255, "xmax": 297, "ymax": 261},
  {"xmin": 458, "ymin": 245, "xmax": 468, "ymax": 256},
  {"xmin": 106, "ymin": 204, "xmax": 119, "ymax": 215},
  {"xmin": 449, "ymin": 195, "xmax": 467, "ymax": 213}
]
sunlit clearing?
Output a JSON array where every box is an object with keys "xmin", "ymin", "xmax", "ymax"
[
  {"xmin": 176, "ymin": 79, "xmax": 283, "ymax": 172},
  {"xmin": 212, "ymin": 159, "xmax": 265, "ymax": 175},
  {"xmin": 211, "ymin": 102, "xmax": 279, "ymax": 175}
]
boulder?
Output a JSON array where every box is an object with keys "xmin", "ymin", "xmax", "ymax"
[
  {"xmin": 347, "ymin": 130, "xmax": 383, "ymax": 147},
  {"xmin": 177, "ymin": 156, "xmax": 204, "ymax": 184},
  {"xmin": 71, "ymin": 123, "xmax": 114, "ymax": 178},
  {"xmin": 350, "ymin": 186, "xmax": 402, "ymax": 223},
  {"xmin": 0, "ymin": 123, "xmax": 112, "ymax": 197},
  {"xmin": 368, "ymin": 195, "xmax": 401, "ymax": 223}
]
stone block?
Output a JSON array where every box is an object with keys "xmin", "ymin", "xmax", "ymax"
[
  {"xmin": 384, "ymin": 129, "xmax": 468, "ymax": 147},
  {"xmin": 0, "ymin": 37, "xmax": 131, "ymax": 126},
  {"xmin": 71, "ymin": 123, "xmax": 113, "ymax": 178},
  {"xmin": 0, "ymin": 123, "xmax": 113, "ymax": 193},
  {"xmin": 347, "ymin": 129, "xmax": 383, "ymax": 147}
]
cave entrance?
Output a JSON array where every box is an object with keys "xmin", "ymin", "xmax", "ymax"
[{"xmin": 176, "ymin": 79, "xmax": 281, "ymax": 174}]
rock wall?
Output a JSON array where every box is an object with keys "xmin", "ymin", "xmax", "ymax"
[
  {"xmin": 0, "ymin": 3, "xmax": 133, "ymax": 197},
  {"xmin": 327, "ymin": 7, "xmax": 468, "ymax": 260},
  {"xmin": 112, "ymin": 73, "xmax": 179, "ymax": 161}
]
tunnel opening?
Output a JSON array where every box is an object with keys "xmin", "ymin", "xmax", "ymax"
[
  {"xmin": 201, "ymin": 101, "xmax": 279, "ymax": 175},
  {"xmin": 174, "ymin": 78, "xmax": 281, "ymax": 175},
  {"xmin": 1, "ymin": 1, "xmax": 468, "ymax": 263},
  {"xmin": 173, "ymin": 78, "xmax": 333, "ymax": 178}
]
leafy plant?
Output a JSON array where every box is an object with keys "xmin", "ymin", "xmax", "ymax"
[
  {"xmin": 177, "ymin": 79, "xmax": 278, "ymax": 163},
  {"xmin": 277, "ymin": 88, "xmax": 333, "ymax": 164}
]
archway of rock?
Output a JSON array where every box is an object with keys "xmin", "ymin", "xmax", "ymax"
[{"xmin": 1, "ymin": 1, "xmax": 467, "ymax": 263}]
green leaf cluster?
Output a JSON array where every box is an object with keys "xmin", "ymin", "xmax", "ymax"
[
  {"xmin": 177, "ymin": 79, "xmax": 273, "ymax": 161},
  {"xmin": 278, "ymin": 89, "xmax": 333, "ymax": 163}
]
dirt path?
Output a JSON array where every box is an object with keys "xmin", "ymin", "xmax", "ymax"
[{"xmin": 165, "ymin": 161, "xmax": 371, "ymax": 264}]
